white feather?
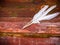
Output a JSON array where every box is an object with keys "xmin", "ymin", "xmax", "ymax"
[
  {"xmin": 22, "ymin": 5, "xmax": 60, "ymax": 29},
  {"xmin": 32, "ymin": 5, "xmax": 56, "ymax": 23},
  {"xmin": 37, "ymin": 12, "xmax": 60, "ymax": 21},
  {"xmin": 40, "ymin": 5, "xmax": 56, "ymax": 17},
  {"xmin": 32, "ymin": 5, "xmax": 49, "ymax": 21}
]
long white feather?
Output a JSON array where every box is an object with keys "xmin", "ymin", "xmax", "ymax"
[
  {"xmin": 22, "ymin": 5, "xmax": 60, "ymax": 29},
  {"xmin": 37, "ymin": 12, "xmax": 60, "ymax": 21}
]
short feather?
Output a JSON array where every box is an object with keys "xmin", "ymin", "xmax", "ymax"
[
  {"xmin": 32, "ymin": 5, "xmax": 49, "ymax": 21},
  {"xmin": 37, "ymin": 12, "xmax": 60, "ymax": 21},
  {"xmin": 32, "ymin": 5, "xmax": 57, "ymax": 23},
  {"xmin": 40, "ymin": 5, "xmax": 56, "ymax": 17}
]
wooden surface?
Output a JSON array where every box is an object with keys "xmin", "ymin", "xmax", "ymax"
[{"xmin": 0, "ymin": 0, "xmax": 60, "ymax": 45}]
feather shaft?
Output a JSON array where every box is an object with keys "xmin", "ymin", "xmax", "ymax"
[{"xmin": 22, "ymin": 21, "xmax": 33, "ymax": 29}]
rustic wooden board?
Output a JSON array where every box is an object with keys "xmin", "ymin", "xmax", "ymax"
[{"xmin": 0, "ymin": 32, "xmax": 60, "ymax": 38}]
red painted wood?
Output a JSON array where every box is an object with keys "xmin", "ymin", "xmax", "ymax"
[
  {"xmin": 0, "ymin": 37, "xmax": 60, "ymax": 45},
  {"xmin": 0, "ymin": 0, "xmax": 60, "ymax": 45}
]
